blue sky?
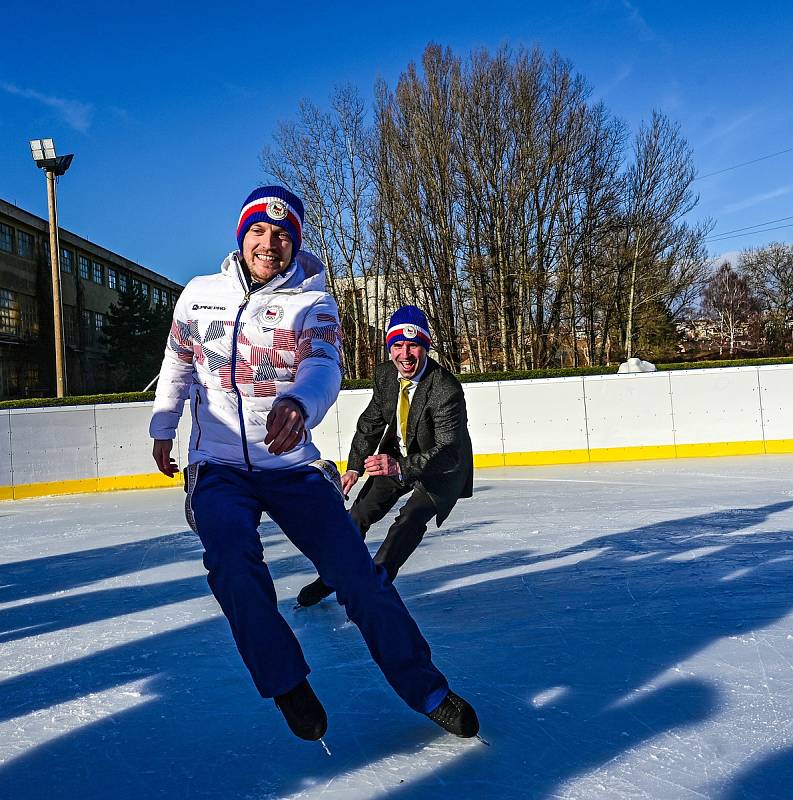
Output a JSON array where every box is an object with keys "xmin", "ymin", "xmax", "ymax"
[{"xmin": 1, "ymin": 0, "xmax": 791, "ymax": 286}]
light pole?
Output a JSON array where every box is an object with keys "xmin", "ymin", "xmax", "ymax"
[{"xmin": 29, "ymin": 138, "xmax": 73, "ymax": 398}]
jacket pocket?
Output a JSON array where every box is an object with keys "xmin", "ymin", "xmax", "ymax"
[{"xmin": 192, "ymin": 391, "xmax": 203, "ymax": 451}]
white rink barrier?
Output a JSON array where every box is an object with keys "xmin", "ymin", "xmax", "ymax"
[{"xmin": 2, "ymin": 364, "xmax": 792, "ymax": 500}]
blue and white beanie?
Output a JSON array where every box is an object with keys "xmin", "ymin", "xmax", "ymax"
[
  {"xmin": 236, "ymin": 185, "xmax": 304, "ymax": 253},
  {"xmin": 386, "ymin": 306, "xmax": 431, "ymax": 350}
]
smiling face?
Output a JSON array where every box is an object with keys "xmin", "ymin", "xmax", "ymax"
[
  {"xmin": 389, "ymin": 340, "xmax": 427, "ymax": 379},
  {"xmin": 242, "ymin": 221, "xmax": 294, "ymax": 283}
]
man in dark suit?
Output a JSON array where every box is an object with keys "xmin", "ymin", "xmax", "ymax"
[{"xmin": 297, "ymin": 305, "xmax": 473, "ymax": 607}]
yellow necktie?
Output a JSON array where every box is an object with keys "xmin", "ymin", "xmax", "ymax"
[{"xmin": 398, "ymin": 378, "xmax": 411, "ymax": 444}]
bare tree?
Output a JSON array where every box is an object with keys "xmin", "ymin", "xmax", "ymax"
[
  {"xmin": 260, "ymin": 44, "xmax": 711, "ymax": 375},
  {"xmin": 617, "ymin": 111, "xmax": 710, "ymax": 359},
  {"xmin": 739, "ymin": 243, "xmax": 793, "ymax": 353},
  {"xmin": 260, "ymin": 85, "xmax": 378, "ymax": 377},
  {"xmin": 374, "ymin": 44, "xmax": 464, "ymax": 369},
  {"xmin": 702, "ymin": 261, "xmax": 759, "ymax": 355}
]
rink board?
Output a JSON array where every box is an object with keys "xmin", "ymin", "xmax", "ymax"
[{"xmin": 2, "ymin": 363, "xmax": 793, "ymax": 499}]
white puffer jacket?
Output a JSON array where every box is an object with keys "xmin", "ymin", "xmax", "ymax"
[{"xmin": 149, "ymin": 250, "xmax": 343, "ymax": 470}]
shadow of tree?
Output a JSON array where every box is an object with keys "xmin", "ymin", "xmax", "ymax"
[{"xmin": 718, "ymin": 745, "xmax": 793, "ymax": 800}]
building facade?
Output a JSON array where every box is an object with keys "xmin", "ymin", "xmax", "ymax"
[{"xmin": 0, "ymin": 198, "xmax": 183, "ymax": 400}]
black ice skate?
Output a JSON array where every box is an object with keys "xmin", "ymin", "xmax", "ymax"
[
  {"xmin": 426, "ymin": 690, "xmax": 479, "ymax": 738},
  {"xmin": 297, "ymin": 577, "xmax": 334, "ymax": 607},
  {"xmin": 274, "ymin": 679, "xmax": 328, "ymax": 740}
]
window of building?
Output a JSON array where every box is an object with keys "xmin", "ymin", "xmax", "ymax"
[
  {"xmin": 82, "ymin": 309, "xmax": 94, "ymax": 345},
  {"xmin": 107, "ymin": 268, "xmax": 117, "ymax": 290},
  {"xmin": 0, "ymin": 288, "xmax": 20, "ymax": 336},
  {"xmin": 172, "ymin": 292, "xmax": 179, "ymax": 307},
  {"xmin": 0, "ymin": 223, "xmax": 13, "ymax": 254},
  {"xmin": 64, "ymin": 306, "xmax": 79, "ymax": 347},
  {"xmin": 17, "ymin": 231, "xmax": 34, "ymax": 259},
  {"xmin": 78, "ymin": 255, "xmax": 90, "ymax": 279},
  {"xmin": 23, "ymin": 365, "xmax": 39, "ymax": 390},
  {"xmin": 141, "ymin": 282, "xmax": 149, "ymax": 299},
  {"xmin": 118, "ymin": 272, "xmax": 128, "ymax": 293},
  {"xmin": 152, "ymin": 287, "xmax": 161, "ymax": 305},
  {"xmin": 19, "ymin": 296, "xmax": 38, "ymax": 339},
  {"xmin": 95, "ymin": 312, "xmax": 106, "ymax": 332},
  {"xmin": 61, "ymin": 248, "xmax": 73, "ymax": 273},
  {"xmin": 92, "ymin": 261, "xmax": 104, "ymax": 284}
]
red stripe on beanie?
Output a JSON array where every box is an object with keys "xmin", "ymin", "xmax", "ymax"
[
  {"xmin": 236, "ymin": 203, "xmax": 302, "ymax": 242},
  {"xmin": 386, "ymin": 325, "xmax": 431, "ymax": 349}
]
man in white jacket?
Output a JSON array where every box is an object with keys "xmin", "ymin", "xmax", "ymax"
[{"xmin": 150, "ymin": 186, "xmax": 478, "ymax": 742}]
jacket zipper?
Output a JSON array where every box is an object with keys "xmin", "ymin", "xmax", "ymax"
[
  {"xmin": 231, "ymin": 258, "xmax": 287, "ymax": 471},
  {"xmin": 232, "ymin": 290, "xmax": 253, "ymax": 470}
]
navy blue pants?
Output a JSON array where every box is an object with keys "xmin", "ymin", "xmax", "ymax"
[{"xmin": 189, "ymin": 462, "xmax": 449, "ymax": 714}]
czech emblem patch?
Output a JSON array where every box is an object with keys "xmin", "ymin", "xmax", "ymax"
[
  {"xmin": 267, "ymin": 200, "xmax": 288, "ymax": 220},
  {"xmin": 404, "ymin": 324, "xmax": 417, "ymax": 339},
  {"xmin": 261, "ymin": 304, "xmax": 284, "ymax": 326}
]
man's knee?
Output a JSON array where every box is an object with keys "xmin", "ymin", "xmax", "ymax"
[
  {"xmin": 201, "ymin": 537, "xmax": 261, "ymax": 576},
  {"xmin": 333, "ymin": 559, "xmax": 391, "ymax": 604},
  {"xmin": 396, "ymin": 488, "xmax": 436, "ymax": 528},
  {"xmin": 372, "ymin": 551, "xmax": 399, "ymax": 582}
]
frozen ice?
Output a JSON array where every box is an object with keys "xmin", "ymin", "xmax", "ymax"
[{"xmin": 2, "ymin": 455, "xmax": 793, "ymax": 798}]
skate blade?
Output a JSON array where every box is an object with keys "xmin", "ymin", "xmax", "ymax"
[
  {"xmin": 319, "ymin": 737, "xmax": 332, "ymax": 756},
  {"xmin": 475, "ymin": 734, "xmax": 491, "ymax": 746}
]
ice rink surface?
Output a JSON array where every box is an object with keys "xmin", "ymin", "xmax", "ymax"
[{"xmin": 2, "ymin": 455, "xmax": 793, "ymax": 799}]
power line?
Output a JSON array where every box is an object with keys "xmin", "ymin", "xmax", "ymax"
[
  {"xmin": 706, "ymin": 214, "xmax": 793, "ymax": 239},
  {"xmin": 695, "ymin": 145, "xmax": 793, "ymax": 180},
  {"xmin": 706, "ymin": 222, "xmax": 793, "ymax": 243}
]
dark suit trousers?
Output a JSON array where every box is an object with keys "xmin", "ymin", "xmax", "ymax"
[{"xmin": 351, "ymin": 476, "xmax": 438, "ymax": 581}]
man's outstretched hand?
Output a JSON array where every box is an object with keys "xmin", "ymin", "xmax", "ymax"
[
  {"xmin": 265, "ymin": 399, "xmax": 306, "ymax": 455},
  {"xmin": 340, "ymin": 470, "xmax": 359, "ymax": 498},
  {"xmin": 153, "ymin": 439, "xmax": 179, "ymax": 477}
]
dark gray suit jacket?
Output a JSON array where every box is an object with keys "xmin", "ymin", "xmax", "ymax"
[{"xmin": 347, "ymin": 357, "xmax": 474, "ymax": 525}]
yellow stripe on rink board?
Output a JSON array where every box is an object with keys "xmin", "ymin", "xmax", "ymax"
[
  {"xmin": 764, "ymin": 439, "xmax": 793, "ymax": 454},
  {"xmin": 97, "ymin": 473, "xmax": 184, "ymax": 492},
  {"xmin": 12, "ymin": 477, "xmax": 99, "ymax": 499},
  {"xmin": 6, "ymin": 473, "xmax": 183, "ymax": 500},
  {"xmin": 473, "ymin": 453, "xmax": 506, "ymax": 468},
  {"xmin": 589, "ymin": 444, "xmax": 678, "ymax": 463},
  {"xmin": 503, "ymin": 449, "xmax": 590, "ymax": 467},
  {"xmin": 674, "ymin": 440, "xmax": 766, "ymax": 458},
  {"xmin": 2, "ymin": 440, "xmax": 793, "ymax": 501}
]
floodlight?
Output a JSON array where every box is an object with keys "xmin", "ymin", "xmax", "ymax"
[
  {"xmin": 29, "ymin": 137, "xmax": 73, "ymax": 176},
  {"xmin": 29, "ymin": 139, "xmax": 45, "ymax": 160},
  {"xmin": 27, "ymin": 137, "xmax": 74, "ymax": 397}
]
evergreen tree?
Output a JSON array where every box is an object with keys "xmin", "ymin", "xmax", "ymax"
[{"xmin": 101, "ymin": 285, "xmax": 172, "ymax": 391}]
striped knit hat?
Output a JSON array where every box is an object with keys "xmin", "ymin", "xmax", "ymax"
[
  {"xmin": 236, "ymin": 186, "xmax": 303, "ymax": 253},
  {"xmin": 386, "ymin": 306, "xmax": 431, "ymax": 350}
]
